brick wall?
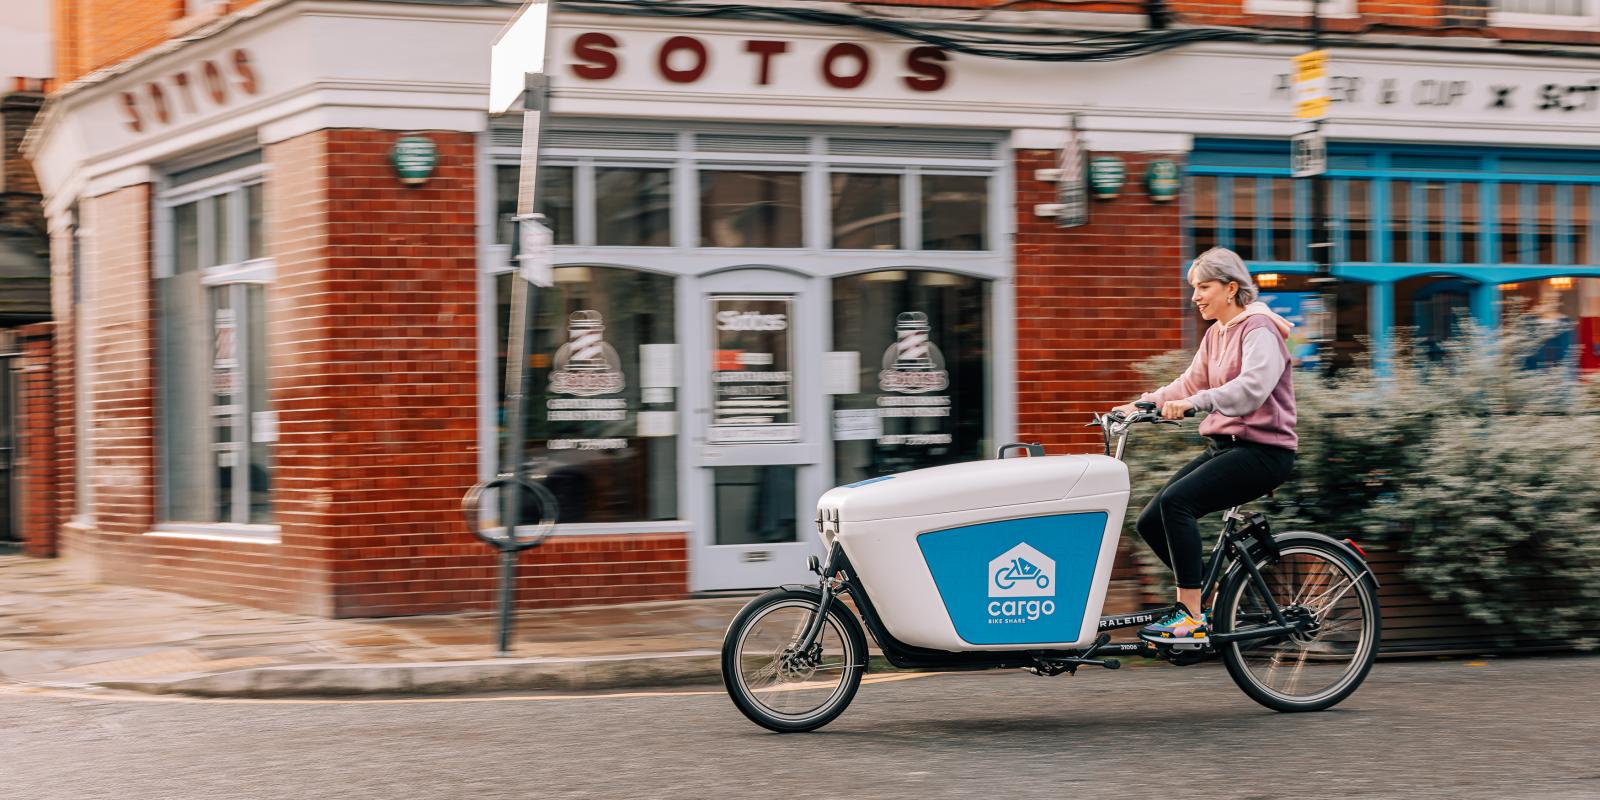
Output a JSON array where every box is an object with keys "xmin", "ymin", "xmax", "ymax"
[{"xmin": 14, "ymin": 323, "xmax": 57, "ymax": 558}]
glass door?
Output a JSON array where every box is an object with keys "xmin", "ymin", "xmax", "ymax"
[{"xmin": 688, "ymin": 269, "xmax": 827, "ymax": 591}]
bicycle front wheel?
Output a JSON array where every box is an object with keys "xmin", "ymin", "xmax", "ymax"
[
  {"xmin": 1216, "ymin": 540, "xmax": 1381, "ymax": 712},
  {"xmin": 721, "ymin": 588, "xmax": 867, "ymax": 733}
]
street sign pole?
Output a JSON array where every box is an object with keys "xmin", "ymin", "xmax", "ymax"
[
  {"xmin": 1296, "ymin": 0, "xmax": 1337, "ymax": 366},
  {"xmin": 473, "ymin": 0, "xmax": 559, "ymax": 658}
]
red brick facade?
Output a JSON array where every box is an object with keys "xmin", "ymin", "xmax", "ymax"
[{"xmin": 14, "ymin": 323, "xmax": 57, "ymax": 557}]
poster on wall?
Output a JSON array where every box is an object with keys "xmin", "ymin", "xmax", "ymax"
[
  {"xmin": 709, "ymin": 296, "xmax": 798, "ymax": 444},
  {"xmin": 1259, "ymin": 292, "xmax": 1322, "ymax": 370},
  {"xmin": 545, "ymin": 309, "xmax": 630, "ymax": 450}
]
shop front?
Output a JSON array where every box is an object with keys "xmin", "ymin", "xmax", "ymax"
[{"xmin": 484, "ymin": 124, "xmax": 1010, "ymax": 590}]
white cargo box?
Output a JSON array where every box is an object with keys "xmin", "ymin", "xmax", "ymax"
[{"xmin": 817, "ymin": 455, "xmax": 1130, "ymax": 651}]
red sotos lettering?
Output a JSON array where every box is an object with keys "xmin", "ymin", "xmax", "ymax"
[{"xmin": 568, "ymin": 34, "xmax": 947, "ymax": 92}]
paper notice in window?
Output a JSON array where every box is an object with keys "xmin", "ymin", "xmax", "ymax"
[
  {"xmin": 637, "ymin": 410, "xmax": 676, "ymax": 438},
  {"xmin": 824, "ymin": 351, "xmax": 860, "ymax": 395},
  {"xmin": 641, "ymin": 343, "xmax": 678, "ymax": 388},
  {"xmin": 833, "ymin": 409, "xmax": 881, "ymax": 441},
  {"xmin": 251, "ymin": 411, "xmax": 278, "ymax": 443}
]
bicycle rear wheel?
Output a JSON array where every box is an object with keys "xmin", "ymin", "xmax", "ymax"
[
  {"xmin": 1216, "ymin": 540, "xmax": 1380, "ymax": 712},
  {"xmin": 721, "ymin": 588, "xmax": 867, "ymax": 733}
]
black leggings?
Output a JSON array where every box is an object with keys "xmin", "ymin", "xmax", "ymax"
[{"xmin": 1136, "ymin": 439, "xmax": 1296, "ymax": 589}]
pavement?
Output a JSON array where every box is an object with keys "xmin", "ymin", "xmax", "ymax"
[{"xmin": 0, "ymin": 555, "xmax": 755, "ymax": 698}]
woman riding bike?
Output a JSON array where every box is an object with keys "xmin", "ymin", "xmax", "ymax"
[{"xmin": 1111, "ymin": 247, "xmax": 1297, "ymax": 646}]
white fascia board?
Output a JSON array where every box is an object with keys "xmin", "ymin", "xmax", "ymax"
[{"xmin": 260, "ymin": 106, "xmax": 487, "ymax": 144}]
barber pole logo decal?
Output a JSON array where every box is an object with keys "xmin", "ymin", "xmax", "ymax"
[
  {"xmin": 550, "ymin": 310, "xmax": 625, "ymax": 397},
  {"xmin": 878, "ymin": 311, "xmax": 949, "ymax": 394}
]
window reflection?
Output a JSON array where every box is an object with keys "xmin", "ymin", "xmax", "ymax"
[
  {"xmin": 1572, "ymin": 185, "xmax": 1592, "ymax": 265},
  {"xmin": 920, "ymin": 175, "xmax": 988, "ymax": 251},
  {"xmin": 1424, "ymin": 183, "xmax": 1446, "ymax": 264},
  {"xmin": 496, "ymin": 267, "xmax": 678, "ymax": 524},
  {"xmin": 1460, "ymin": 183, "xmax": 1480, "ymax": 264},
  {"xmin": 597, "ymin": 168, "xmax": 671, "ymax": 247},
  {"xmin": 831, "ymin": 270, "xmax": 989, "ymax": 485},
  {"xmin": 831, "ymin": 173, "xmax": 902, "ymax": 250},
  {"xmin": 1500, "ymin": 183, "xmax": 1524, "ymax": 264},
  {"xmin": 1536, "ymin": 184, "xmax": 1557, "ymax": 265},
  {"xmin": 1189, "ymin": 175, "xmax": 1218, "ymax": 253},
  {"xmin": 496, "ymin": 165, "xmax": 575, "ymax": 246},
  {"xmin": 701, "ymin": 170, "xmax": 803, "ymax": 248},
  {"xmin": 1345, "ymin": 180, "xmax": 1370, "ymax": 263},
  {"xmin": 1268, "ymin": 178, "xmax": 1295, "ymax": 261},
  {"xmin": 1389, "ymin": 180, "xmax": 1411, "ymax": 263},
  {"xmin": 1231, "ymin": 177, "xmax": 1257, "ymax": 260}
]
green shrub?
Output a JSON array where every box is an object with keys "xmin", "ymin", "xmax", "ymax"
[{"xmin": 1120, "ymin": 314, "xmax": 1600, "ymax": 641}]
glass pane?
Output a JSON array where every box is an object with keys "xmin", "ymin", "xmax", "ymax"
[
  {"xmin": 713, "ymin": 466, "xmax": 797, "ymax": 545},
  {"xmin": 1389, "ymin": 180, "xmax": 1410, "ymax": 263},
  {"xmin": 1268, "ymin": 178, "xmax": 1295, "ymax": 262},
  {"xmin": 596, "ymin": 167, "xmax": 672, "ymax": 247},
  {"xmin": 1424, "ymin": 183, "xmax": 1446, "ymax": 263},
  {"xmin": 832, "ymin": 271, "xmax": 990, "ymax": 486},
  {"xmin": 157, "ymin": 269, "xmax": 214, "ymax": 522},
  {"xmin": 207, "ymin": 194, "xmax": 231, "ymax": 267},
  {"xmin": 497, "ymin": 267, "xmax": 678, "ymax": 524},
  {"xmin": 1189, "ymin": 175, "xmax": 1218, "ymax": 253},
  {"xmin": 700, "ymin": 171, "xmax": 802, "ymax": 248},
  {"xmin": 174, "ymin": 202, "xmax": 199, "ymax": 274},
  {"xmin": 1573, "ymin": 185, "xmax": 1592, "ymax": 265},
  {"xmin": 1346, "ymin": 180, "xmax": 1370, "ymax": 263},
  {"xmin": 920, "ymin": 174, "xmax": 988, "ymax": 251},
  {"xmin": 1536, "ymin": 184, "xmax": 1557, "ymax": 265},
  {"xmin": 246, "ymin": 183, "xmax": 264, "ymax": 261},
  {"xmin": 1500, "ymin": 183, "xmax": 1522, "ymax": 264},
  {"xmin": 709, "ymin": 296, "xmax": 796, "ymax": 444},
  {"xmin": 211, "ymin": 287, "xmax": 236, "ymax": 523},
  {"xmin": 1231, "ymin": 177, "xmax": 1257, "ymax": 261},
  {"xmin": 246, "ymin": 285, "xmax": 272, "ymax": 524},
  {"xmin": 831, "ymin": 173, "xmax": 902, "ymax": 250},
  {"xmin": 497, "ymin": 165, "xmax": 575, "ymax": 246},
  {"xmin": 1460, "ymin": 183, "xmax": 1480, "ymax": 264}
]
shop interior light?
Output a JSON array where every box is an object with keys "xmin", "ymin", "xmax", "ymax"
[
  {"xmin": 918, "ymin": 271, "xmax": 965, "ymax": 287},
  {"xmin": 861, "ymin": 270, "xmax": 907, "ymax": 282},
  {"xmin": 553, "ymin": 266, "xmax": 592, "ymax": 284},
  {"xmin": 1549, "ymin": 276, "xmax": 1574, "ymax": 291},
  {"xmin": 1255, "ymin": 273, "xmax": 1281, "ymax": 288},
  {"xmin": 1502, "ymin": 283, "xmax": 1520, "ymax": 291}
]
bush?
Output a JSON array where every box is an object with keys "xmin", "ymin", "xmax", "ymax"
[{"xmin": 1122, "ymin": 314, "xmax": 1600, "ymax": 641}]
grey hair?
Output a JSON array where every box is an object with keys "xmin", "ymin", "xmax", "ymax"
[{"xmin": 1187, "ymin": 247, "xmax": 1258, "ymax": 306}]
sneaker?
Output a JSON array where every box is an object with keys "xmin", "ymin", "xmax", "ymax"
[{"xmin": 1139, "ymin": 604, "xmax": 1210, "ymax": 645}]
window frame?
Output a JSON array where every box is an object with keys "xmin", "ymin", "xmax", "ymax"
[
  {"xmin": 153, "ymin": 153, "xmax": 276, "ymax": 537},
  {"xmin": 1490, "ymin": 0, "xmax": 1600, "ymax": 29},
  {"xmin": 1243, "ymin": 0, "xmax": 1358, "ymax": 17}
]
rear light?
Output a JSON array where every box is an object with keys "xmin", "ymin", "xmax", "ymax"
[{"xmin": 1343, "ymin": 538, "xmax": 1368, "ymax": 557}]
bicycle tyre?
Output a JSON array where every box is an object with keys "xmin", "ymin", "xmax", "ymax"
[
  {"xmin": 1216, "ymin": 538, "xmax": 1381, "ymax": 713},
  {"xmin": 721, "ymin": 587, "xmax": 868, "ymax": 733}
]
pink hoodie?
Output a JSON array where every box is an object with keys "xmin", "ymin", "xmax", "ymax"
[{"xmin": 1139, "ymin": 302, "xmax": 1298, "ymax": 451}]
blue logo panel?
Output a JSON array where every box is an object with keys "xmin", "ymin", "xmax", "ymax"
[{"xmin": 916, "ymin": 513, "xmax": 1108, "ymax": 645}]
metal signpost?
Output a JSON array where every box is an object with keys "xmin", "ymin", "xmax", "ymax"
[
  {"xmin": 1296, "ymin": 0, "xmax": 1338, "ymax": 363},
  {"xmin": 462, "ymin": 0, "xmax": 558, "ymax": 657}
]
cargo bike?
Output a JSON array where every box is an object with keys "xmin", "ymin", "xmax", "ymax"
[{"xmin": 721, "ymin": 403, "xmax": 1381, "ymax": 732}]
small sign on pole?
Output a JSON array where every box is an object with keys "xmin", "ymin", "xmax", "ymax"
[
  {"xmin": 517, "ymin": 214, "xmax": 555, "ymax": 288},
  {"xmin": 1056, "ymin": 114, "xmax": 1088, "ymax": 228},
  {"xmin": 1291, "ymin": 130, "xmax": 1327, "ymax": 178},
  {"xmin": 1292, "ymin": 49, "xmax": 1329, "ymax": 121}
]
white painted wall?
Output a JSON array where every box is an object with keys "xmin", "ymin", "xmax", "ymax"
[{"xmin": 0, "ymin": 0, "xmax": 52, "ymax": 80}]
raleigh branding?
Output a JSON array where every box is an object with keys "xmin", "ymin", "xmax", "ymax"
[{"xmin": 987, "ymin": 543, "xmax": 1057, "ymax": 624}]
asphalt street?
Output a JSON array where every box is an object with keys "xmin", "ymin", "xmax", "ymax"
[{"xmin": 3, "ymin": 655, "xmax": 1597, "ymax": 800}]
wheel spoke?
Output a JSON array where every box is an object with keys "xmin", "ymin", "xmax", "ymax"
[{"xmin": 729, "ymin": 597, "xmax": 859, "ymax": 727}]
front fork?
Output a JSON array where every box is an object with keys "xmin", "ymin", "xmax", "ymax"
[{"xmin": 793, "ymin": 543, "xmax": 845, "ymax": 656}]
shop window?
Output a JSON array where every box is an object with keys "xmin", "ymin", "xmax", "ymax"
[
  {"xmin": 830, "ymin": 270, "xmax": 990, "ymax": 485},
  {"xmin": 1343, "ymin": 179, "xmax": 1371, "ymax": 263},
  {"xmin": 1500, "ymin": 277, "xmax": 1586, "ymax": 370},
  {"xmin": 1394, "ymin": 276, "xmax": 1475, "ymax": 362},
  {"xmin": 1459, "ymin": 183, "xmax": 1482, "ymax": 264},
  {"xmin": 1572, "ymin": 185, "xmax": 1593, "ymax": 265},
  {"xmin": 701, "ymin": 170, "xmax": 803, "ymax": 248},
  {"xmin": 831, "ymin": 173, "xmax": 902, "ymax": 250},
  {"xmin": 1423, "ymin": 183, "xmax": 1447, "ymax": 263},
  {"xmin": 496, "ymin": 267, "xmax": 678, "ymax": 524},
  {"xmin": 1535, "ymin": 184, "xmax": 1558, "ymax": 265},
  {"xmin": 495, "ymin": 165, "xmax": 574, "ymax": 246},
  {"xmin": 1268, "ymin": 178, "xmax": 1296, "ymax": 262},
  {"xmin": 157, "ymin": 162, "xmax": 273, "ymax": 526},
  {"xmin": 920, "ymin": 175, "xmax": 989, "ymax": 251},
  {"xmin": 1231, "ymin": 177, "xmax": 1258, "ymax": 261},
  {"xmin": 1188, "ymin": 175, "xmax": 1218, "ymax": 253},
  {"xmin": 597, "ymin": 167, "xmax": 672, "ymax": 246},
  {"xmin": 1499, "ymin": 183, "xmax": 1526, "ymax": 264},
  {"xmin": 1389, "ymin": 180, "xmax": 1413, "ymax": 263},
  {"xmin": 1490, "ymin": 0, "xmax": 1599, "ymax": 28}
]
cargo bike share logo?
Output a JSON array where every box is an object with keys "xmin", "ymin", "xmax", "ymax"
[{"xmin": 987, "ymin": 543, "xmax": 1058, "ymax": 623}]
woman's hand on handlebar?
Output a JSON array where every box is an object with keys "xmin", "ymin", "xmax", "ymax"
[
  {"xmin": 1161, "ymin": 400, "xmax": 1196, "ymax": 420},
  {"xmin": 1110, "ymin": 402, "xmax": 1141, "ymax": 418}
]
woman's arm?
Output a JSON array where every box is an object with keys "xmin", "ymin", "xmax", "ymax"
[
  {"xmin": 1138, "ymin": 340, "xmax": 1210, "ymax": 406},
  {"xmin": 1187, "ymin": 328, "xmax": 1287, "ymax": 416}
]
